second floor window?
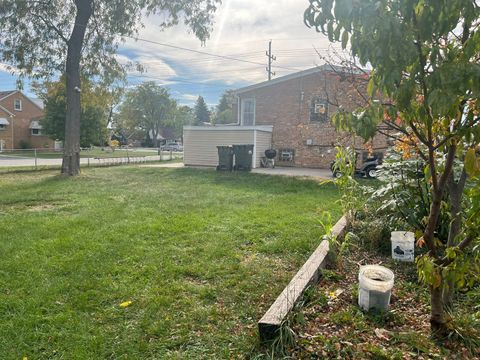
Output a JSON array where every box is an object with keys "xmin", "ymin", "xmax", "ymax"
[
  {"xmin": 14, "ymin": 99, "xmax": 22, "ymax": 111},
  {"xmin": 310, "ymin": 98, "xmax": 328, "ymax": 122},
  {"xmin": 241, "ymin": 98, "xmax": 255, "ymax": 126}
]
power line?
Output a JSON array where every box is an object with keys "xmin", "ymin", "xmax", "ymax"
[{"xmin": 124, "ymin": 35, "xmax": 301, "ymax": 72}]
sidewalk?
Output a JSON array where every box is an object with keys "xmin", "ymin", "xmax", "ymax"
[{"xmin": 252, "ymin": 167, "xmax": 332, "ymax": 180}]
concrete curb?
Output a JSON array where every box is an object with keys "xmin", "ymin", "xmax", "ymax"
[{"xmin": 258, "ymin": 215, "xmax": 348, "ymax": 342}]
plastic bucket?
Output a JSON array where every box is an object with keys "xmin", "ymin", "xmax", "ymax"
[
  {"xmin": 391, "ymin": 231, "xmax": 415, "ymax": 262},
  {"xmin": 358, "ymin": 265, "xmax": 394, "ymax": 312}
]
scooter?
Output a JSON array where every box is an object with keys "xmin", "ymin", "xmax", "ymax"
[{"xmin": 330, "ymin": 154, "xmax": 380, "ymax": 179}]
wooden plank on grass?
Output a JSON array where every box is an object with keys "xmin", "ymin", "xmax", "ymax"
[{"xmin": 258, "ymin": 215, "xmax": 347, "ymax": 341}]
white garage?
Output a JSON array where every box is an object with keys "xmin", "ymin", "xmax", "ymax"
[{"xmin": 183, "ymin": 125, "xmax": 273, "ymax": 168}]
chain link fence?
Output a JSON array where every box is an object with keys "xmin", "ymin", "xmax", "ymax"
[{"xmin": 0, "ymin": 147, "xmax": 183, "ymax": 171}]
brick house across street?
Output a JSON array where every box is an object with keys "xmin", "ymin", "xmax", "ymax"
[
  {"xmin": 0, "ymin": 90, "xmax": 55, "ymax": 151},
  {"xmin": 184, "ymin": 65, "xmax": 391, "ymax": 169}
]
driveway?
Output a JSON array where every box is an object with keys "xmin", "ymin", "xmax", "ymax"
[{"xmin": 252, "ymin": 167, "xmax": 332, "ymax": 180}]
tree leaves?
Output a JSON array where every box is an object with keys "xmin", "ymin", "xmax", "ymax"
[{"xmin": 465, "ymin": 148, "xmax": 480, "ymax": 177}]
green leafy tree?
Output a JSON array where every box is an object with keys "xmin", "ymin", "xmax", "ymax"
[
  {"xmin": 194, "ymin": 96, "xmax": 210, "ymax": 125},
  {"xmin": 213, "ymin": 89, "xmax": 235, "ymax": 124},
  {"xmin": 0, "ymin": 0, "xmax": 220, "ymax": 175},
  {"xmin": 40, "ymin": 77, "xmax": 110, "ymax": 147},
  {"xmin": 305, "ymin": 0, "xmax": 480, "ymax": 336},
  {"xmin": 170, "ymin": 105, "xmax": 194, "ymax": 139},
  {"xmin": 117, "ymin": 82, "xmax": 176, "ymax": 147}
]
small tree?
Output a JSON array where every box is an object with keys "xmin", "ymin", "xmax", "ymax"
[
  {"xmin": 194, "ymin": 96, "xmax": 210, "ymax": 125},
  {"xmin": 305, "ymin": 0, "xmax": 480, "ymax": 336},
  {"xmin": 40, "ymin": 77, "xmax": 110, "ymax": 147},
  {"xmin": 213, "ymin": 89, "xmax": 235, "ymax": 124},
  {"xmin": 116, "ymin": 82, "xmax": 176, "ymax": 147},
  {"xmin": 170, "ymin": 105, "xmax": 194, "ymax": 139},
  {"xmin": 0, "ymin": 0, "xmax": 220, "ymax": 175}
]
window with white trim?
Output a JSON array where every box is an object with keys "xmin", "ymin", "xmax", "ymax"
[
  {"xmin": 310, "ymin": 98, "xmax": 328, "ymax": 122},
  {"xmin": 14, "ymin": 99, "xmax": 22, "ymax": 111},
  {"xmin": 241, "ymin": 98, "xmax": 255, "ymax": 126},
  {"xmin": 31, "ymin": 128, "xmax": 43, "ymax": 136},
  {"xmin": 0, "ymin": 124, "xmax": 6, "ymax": 131}
]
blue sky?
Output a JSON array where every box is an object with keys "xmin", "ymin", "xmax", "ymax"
[{"xmin": 0, "ymin": 0, "xmax": 342, "ymax": 108}]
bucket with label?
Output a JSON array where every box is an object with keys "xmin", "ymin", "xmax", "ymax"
[
  {"xmin": 391, "ymin": 231, "xmax": 415, "ymax": 262},
  {"xmin": 358, "ymin": 265, "xmax": 394, "ymax": 312}
]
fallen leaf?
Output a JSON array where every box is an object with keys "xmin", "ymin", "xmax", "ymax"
[
  {"xmin": 374, "ymin": 328, "xmax": 390, "ymax": 340},
  {"xmin": 119, "ymin": 300, "xmax": 133, "ymax": 308}
]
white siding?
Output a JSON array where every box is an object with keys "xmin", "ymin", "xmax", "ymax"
[
  {"xmin": 184, "ymin": 128, "xmax": 254, "ymax": 167},
  {"xmin": 254, "ymin": 130, "xmax": 273, "ymax": 168},
  {"xmin": 183, "ymin": 126, "xmax": 273, "ymax": 168}
]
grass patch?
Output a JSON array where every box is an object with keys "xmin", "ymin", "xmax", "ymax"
[{"xmin": 0, "ymin": 167, "xmax": 340, "ymax": 359}]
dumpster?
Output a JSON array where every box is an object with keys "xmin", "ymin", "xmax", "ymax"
[
  {"xmin": 233, "ymin": 144, "xmax": 254, "ymax": 171},
  {"xmin": 216, "ymin": 145, "xmax": 234, "ymax": 171}
]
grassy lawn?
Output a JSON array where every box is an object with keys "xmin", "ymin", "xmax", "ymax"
[
  {"xmin": 0, "ymin": 167, "xmax": 340, "ymax": 359},
  {"xmin": 3, "ymin": 148, "xmax": 160, "ymax": 159}
]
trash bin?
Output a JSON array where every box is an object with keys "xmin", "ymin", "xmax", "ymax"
[
  {"xmin": 216, "ymin": 146, "xmax": 234, "ymax": 171},
  {"xmin": 233, "ymin": 144, "xmax": 254, "ymax": 171}
]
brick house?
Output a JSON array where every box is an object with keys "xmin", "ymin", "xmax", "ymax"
[
  {"xmin": 183, "ymin": 65, "xmax": 390, "ymax": 169},
  {"xmin": 0, "ymin": 90, "xmax": 55, "ymax": 150},
  {"xmin": 233, "ymin": 65, "xmax": 390, "ymax": 168}
]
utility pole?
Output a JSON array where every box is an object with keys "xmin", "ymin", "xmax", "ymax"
[{"xmin": 266, "ymin": 40, "xmax": 276, "ymax": 81}]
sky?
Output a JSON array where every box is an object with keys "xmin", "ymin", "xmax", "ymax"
[{"xmin": 0, "ymin": 0, "xmax": 343, "ymax": 107}]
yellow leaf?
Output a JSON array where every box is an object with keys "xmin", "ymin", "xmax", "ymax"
[
  {"xmin": 119, "ymin": 300, "xmax": 132, "ymax": 308},
  {"xmin": 465, "ymin": 148, "xmax": 479, "ymax": 177}
]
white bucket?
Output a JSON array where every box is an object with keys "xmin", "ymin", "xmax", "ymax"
[
  {"xmin": 358, "ymin": 265, "xmax": 394, "ymax": 312},
  {"xmin": 391, "ymin": 231, "xmax": 415, "ymax": 262}
]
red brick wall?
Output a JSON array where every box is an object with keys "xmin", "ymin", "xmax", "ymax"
[
  {"xmin": 0, "ymin": 92, "xmax": 54, "ymax": 149},
  {"xmin": 237, "ymin": 70, "xmax": 390, "ymax": 168}
]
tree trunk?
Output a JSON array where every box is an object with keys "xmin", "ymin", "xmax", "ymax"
[
  {"xmin": 430, "ymin": 283, "xmax": 451, "ymax": 337},
  {"xmin": 61, "ymin": 0, "xmax": 93, "ymax": 176},
  {"xmin": 442, "ymin": 170, "xmax": 467, "ymax": 307},
  {"xmin": 422, "ymin": 144, "xmax": 456, "ymax": 336}
]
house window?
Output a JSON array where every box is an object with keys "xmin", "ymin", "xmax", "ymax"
[
  {"xmin": 31, "ymin": 128, "xmax": 43, "ymax": 136},
  {"xmin": 14, "ymin": 99, "xmax": 22, "ymax": 111},
  {"xmin": 310, "ymin": 98, "xmax": 328, "ymax": 122},
  {"xmin": 241, "ymin": 98, "xmax": 255, "ymax": 126},
  {"xmin": 0, "ymin": 118, "xmax": 9, "ymax": 130}
]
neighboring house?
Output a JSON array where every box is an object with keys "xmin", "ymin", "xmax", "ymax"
[
  {"xmin": 0, "ymin": 90, "xmax": 55, "ymax": 150},
  {"xmin": 184, "ymin": 65, "xmax": 391, "ymax": 169}
]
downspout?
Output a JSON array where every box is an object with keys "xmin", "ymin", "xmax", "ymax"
[
  {"xmin": 236, "ymin": 95, "xmax": 241, "ymax": 125},
  {"xmin": 253, "ymin": 129, "xmax": 257, "ymax": 169},
  {"xmin": 10, "ymin": 114, "xmax": 14, "ymax": 149}
]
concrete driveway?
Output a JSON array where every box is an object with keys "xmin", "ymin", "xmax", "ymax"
[{"xmin": 252, "ymin": 167, "xmax": 332, "ymax": 181}]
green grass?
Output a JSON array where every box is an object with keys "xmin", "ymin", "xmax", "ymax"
[
  {"xmin": 0, "ymin": 167, "xmax": 341, "ymax": 359},
  {"xmin": 3, "ymin": 148, "xmax": 159, "ymax": 159}
]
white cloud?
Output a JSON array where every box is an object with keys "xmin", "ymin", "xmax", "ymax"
[
  {"xmin": 119, "ymin": 0, "xmax": 344, "ymax": 89},
  {"xmin": 180, "ymin": 94, "xmax": 200, "ymax": 101}
]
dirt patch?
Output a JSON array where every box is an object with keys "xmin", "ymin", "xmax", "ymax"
[{"xmin": 267, "ymin": 243, "xmax": 480, "ymax": 359}]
